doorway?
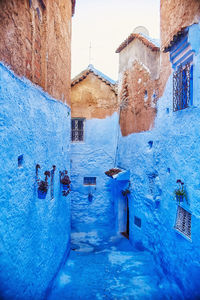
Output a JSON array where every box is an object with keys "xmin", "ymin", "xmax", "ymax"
[{"xmin": 121, "ymin": 195, "xmax": 129, "ymax": 239}]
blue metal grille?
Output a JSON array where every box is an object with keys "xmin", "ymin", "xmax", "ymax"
[
  {"xmin": 175, "ymin": 206, "xmax": 191, "ymax": 239},
  {"xmin": 173, "ymin": 62, "xmax": 193, "ymax": 111},
  {"xmin": 84, "ymin": 177, "xmax": 96, "ymax": 185},
  {"xmin": 71, "ymin": 119, "xmax": 84, "ymax": 142}
]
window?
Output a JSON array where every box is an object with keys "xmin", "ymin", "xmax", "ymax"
[
  {"xmin": 71, "ymin": 118, "xmax": 84, "ymax": 142},
  {"xmin": 134, "ymin": 216, "xmax": 141, "ymax": 228},
  {"xmin": 173, "ymin": 62, "xmax": 193, "ymax": 111},
  {"xmin": 83, "ymin": 177, "xmax": 96, "ymax": 185},
  {"xmin": 18, "ymin": 155, "xmax": 23, "ymax": 168},
  {"xmin": 174, "ymin": 206, "xmax": 191, "ymax": 239}
]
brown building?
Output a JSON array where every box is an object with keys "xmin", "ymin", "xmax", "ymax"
[
  {"xmin": 116, "ymin": 30, "xmax": 160, "ymax": 136},
  {"xmin": 159, "ymin": 0, "xmax": 200, "ymax": 97},
  {"xmin": 0, "ymin": 0, "xmax": 76, "ymax": 104},
  {"xmin": 71, "ymin": 64, "xmax": 118, "ymax": 121}
]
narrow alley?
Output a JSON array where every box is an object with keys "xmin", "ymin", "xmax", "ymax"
[
  {"xmin": 1, "ymin": 1, "xmax": 200, "ymax": 299},
  {"xmin": 48, "ymin": 234, "xmax": 182, "ymax": 300}
]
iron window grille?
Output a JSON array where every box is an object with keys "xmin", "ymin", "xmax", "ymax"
[
  {"xmin": 174, "ymin": 206, "xmax": 191, "ymax": 239},
  {"xmin": 173, "ymin": 62, "xmax": 193, "ymax": 111},
  {"xmin": 71, "ymin": 118, "xmax": 84, "ymax": 142},
  {"xmin": 83, "ymin": 177, "xmax": 96, "ymax": 185}
]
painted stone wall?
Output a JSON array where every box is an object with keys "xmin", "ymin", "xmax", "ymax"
[
  {"xmin": 0, "ymin": 0, "xmax": 72, "ymax": 104},
  {"xmin": 117, "ymin": 38, "xmax": 160, "ymax": 136},
  {"xmin": 115, "ymin": 24, "xmax": 200, "ymax": 298},
  {"xmin": 0, "ymin": 63, "xmax": 71, "ymax": 299},
  {"xmin": 71, "ymin": 74, "xmax": 118, "ymax": 242},
  {"xmin": 70, "ymin": 113, "xmax": 119, "ymax": 241}
]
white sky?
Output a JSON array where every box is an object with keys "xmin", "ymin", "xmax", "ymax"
[{"xmin": 71, "ymin": 0, "xmax": 160, "ymax": 81}]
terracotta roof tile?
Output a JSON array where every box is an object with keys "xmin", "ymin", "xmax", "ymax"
[
  {"xmin": 162, "ymin": 27, "xmax": 188, "ymax": 52},
  {"xmin": 71, "ymin": 0, "xmax": 76, "ymax": 16},
  {"xmin": 71, "ymin": 65, "xmax": 118, "ymax": 95},
  {"xmin": 105, "ymin": 168, "xmax": 122, "ymax": 178},
  {"xmin": 116, "ymin": 33, "xmax": 160, "ymax": 53}
]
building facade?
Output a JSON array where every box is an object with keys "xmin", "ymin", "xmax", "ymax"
[
  {"xmin": 70, "ymin": 65, "xmax": 118, "ymax": 244},
  {"xmin": 0, "ymin": 0, "xmax": 75, "ymax": 104},
  {"xmin": 113, "ymin": 1, "xmax": 200, "ymax": 297},
  {"xmin": 0, "ymin": 1, "xmax": 75, "ymax": 298}
]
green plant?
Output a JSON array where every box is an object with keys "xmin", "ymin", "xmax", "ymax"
[
  {"xmin": 60, "ymin": 170, "xmax": 71, "ymax": 186},
  {"xmin": 38, "ymin": 180, "xmax": 48, "ymax": 193},
  {"xmin": 174, "ymin": 179, "xmax": 188, "ymax": 203},
  {"xmin": 38, "ymin": 170, "xmax": 50, "ymax": 193}
]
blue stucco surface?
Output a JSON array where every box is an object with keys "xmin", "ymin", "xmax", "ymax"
[
  {"xmin": 70, "ymin": 112, "xmax": 119, "ymax": 240},
  {"xmin": 115, "ymin": 24, "xmax": 200, "ymax": 298},
  {"xmin": 49, "ymin": 235, "xmax": 182, "ymax": 300},
  {"xmin": 0, "ymin": 63, "xmax": 71, "ymax": 299}
]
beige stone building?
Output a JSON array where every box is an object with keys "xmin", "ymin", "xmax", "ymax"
[
  {"xmin": 71, "ymin": 64, "xmax": 118, "ymax": 121},
  {"xmin": 116, "ymin": 31, "xmax": 160, "ymax": 136}
]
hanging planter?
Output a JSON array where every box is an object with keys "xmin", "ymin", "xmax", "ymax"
[
  {"xmin": 60, "ymin": 170, "xmax": 71, "ymax": 196},
  {"xmin": 176, "ymin": 194, "xmax": 184, "ymax": 203},
  {"xmin": 38, "ymin": 181, "xmax": 48, "ymax": 199},
  {"xmin": 174, "ymin": 179, "xmax": 188, "ymax": 204},
  {"xmin": 37, "ymin": 168, "xmax": 50, "ymax": 199},
  {"xmin": 63, "ymin": 184, "xmax": 69, "ymax": 191}
]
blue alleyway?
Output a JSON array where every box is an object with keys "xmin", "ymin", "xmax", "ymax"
[{"xmin": 48, "ymin": 234, "xmax": 182, "ymax": 300}]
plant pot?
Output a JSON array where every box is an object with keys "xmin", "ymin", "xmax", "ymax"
[
  {"xmin": 62, "ymin": 184, "xmax": 69, "ymax": 191},
  {"xmin": 176, "ymin": 195, "xmax": 184, "ymax": 203},
  {"xmin": 38, "ymin": 189, "xmax": 47, "ymax": 199}
]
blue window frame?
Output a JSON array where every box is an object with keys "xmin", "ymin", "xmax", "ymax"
[
  {"xmin": 174, "ymin": 206, "xmax": 191, "ymax": 239},
  {"xmin": 83, "ymin": 177, "xmax": 96, "ymax": 185},
  {"xmin": 173, "ymin": 62, "xmax": 193, "ymax": 111}
]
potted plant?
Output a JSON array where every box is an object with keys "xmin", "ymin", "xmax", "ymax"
[
  {"xmin": 174, "ymin": 179, "xmax": 187, "ymax": 204},
  {"xmin": 38, "ymin": 180, "xmax": 48, "ymax": 199},
  {"xmin": 60, "ymin": 170, "xmax": 71, "ymax": 191},
  {"xmin": 37, "ymin": 171, "xmax": 50, "ymax": 199},
  {"xmin": 122, "ymin": 189, "xmax": 130, "ymax": 197}
]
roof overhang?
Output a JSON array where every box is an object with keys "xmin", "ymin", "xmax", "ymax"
[
  {"xmin": 71, "ymin": 65, "xmax": 118, "ymax": 95},
  {"xmin": 116, "ymin": 33, "xmax": 160, "ymax": 53},
  {"xmin": 162, "ymin": 27, "xmax": 188, "ymax": 52},
  {"xmin": 71, "ymin": 0, "xmax": 76, "ymax": 16},
  {"xmin": 105, "ymin": 168, "xmax": 130, "ymax": 181}
]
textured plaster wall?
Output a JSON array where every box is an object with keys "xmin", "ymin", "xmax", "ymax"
[
  {"xmin": 118, "ymin": 39, "xmax": 160, "ymax": 136},
  {"xmin": 119, "ymin": 61, "xmax": 158, "ymax": 136},
  {"xmin": 161, "ymin": 0, "xmax": 200, "ymax": 49},
  {"xmin": 0, "ymin": 63, "xmax": 71, "ymax": 299},
  {"xmin": 115, "ymin": 24, "xmax": 200, "ymax": 298},
  {"xmin": 118, "ymin": 39, "xmax": 160, "ymax": 80},
  {"xmin": 71, "ymin": 73, "xmax": 118, "ymax": 120},
  {"xmin": 70, "ymin": 113, "xmax": 119, "ymax": 239},
  {"xmin": 0, "ymin": 0, "xmax": 72, "ymax": 104}
]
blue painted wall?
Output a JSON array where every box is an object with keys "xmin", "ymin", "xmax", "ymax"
[
  {"xmin": 71, "ymin": 113, "xmax": 119, "ymax": 242},
  {"xmin": 115, "ymin": 24, "xmax": 200, "ymax": 298},
  {"xmin": 0, "ymin": 63, "xmax": 71, "ymax": 299}
]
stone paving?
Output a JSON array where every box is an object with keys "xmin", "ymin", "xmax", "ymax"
[{"xmin": 48, "ymin": 233, "xmax": 182, "ymax": 300}]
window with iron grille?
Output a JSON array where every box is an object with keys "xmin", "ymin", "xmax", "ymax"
[
  {"xmin": 83, "ymin": 177, "xmax": 96, "ymax": 185},
  {"xmin": 173, "ymin": 62, "xmax": 193, "ymax": 111},
  {"xmin": 71, "ymin": 118, "xmax": 84, "ymax": 142},
  {"xmin": 174, "ymin": 206, "xmax": 191, "ymax": 239}
]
